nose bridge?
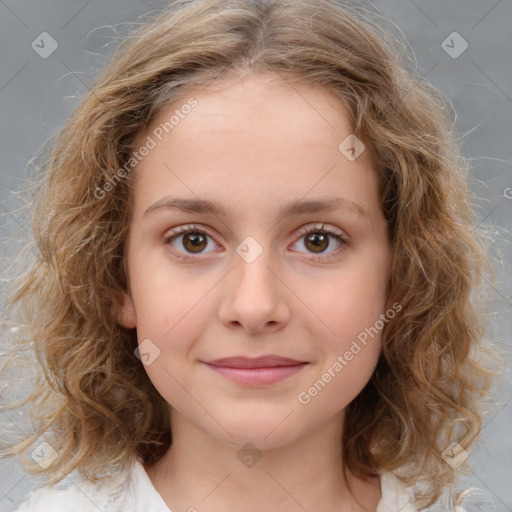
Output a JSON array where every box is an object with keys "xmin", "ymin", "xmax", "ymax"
[
  {"xmin": 218, "ymin": 234, "xmax": 289, "ymax": 332},
  {"xmin": 233, "ymin": 235, "xmax": 276, "ymax": 297},
  {"xmin": 235, "ymin": 234, "xmax": 267, "ymax": 267}
]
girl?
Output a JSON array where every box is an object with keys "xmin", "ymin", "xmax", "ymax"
[{"xmin": 0, "ymin": 0, "xmax": 496, "ymax": 510}]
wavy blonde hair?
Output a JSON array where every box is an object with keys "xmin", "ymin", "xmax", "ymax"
[{"xmin": 0, "ymin": 0, "xmax": 497, "ymax": 508}]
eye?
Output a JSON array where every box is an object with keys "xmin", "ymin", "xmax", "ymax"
[
  {"xmin": 163, "ymin": 223, "xmax": 347, "ymax": 262},
  {"xmin": 163, "ymin": 224, "xmax": 220, "ymax": 261},
  {"xmin": 290, "ymin": 223, "xmax": 347, "ymax": 260}
]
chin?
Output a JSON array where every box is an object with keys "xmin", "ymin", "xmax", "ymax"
[
  {"xmin": 203, "ymin": 409, "xmax": 306, "ymax": 450},
  {"xmin": 217, "ymin": 428, "xmax": 302, "ymax": 452}
]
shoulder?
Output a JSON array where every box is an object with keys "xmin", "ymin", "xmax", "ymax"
[
  {"xmin": 13, "ymin": 465, "xmax": 136, "ymax": 512},
  {"xmin": 14, "ymin": 484, "xmax": 96, "ymax": 512},
  {"xmin": 13, "ymin": 457, "xmax": 169, "ymax": 512},
  {"xmin": 377, "ymin": 472, "xmax": 468, "ymax": 512},
  {"xmin": 377, "ymin": 471, "xmax": 417, "ymax": 512}
]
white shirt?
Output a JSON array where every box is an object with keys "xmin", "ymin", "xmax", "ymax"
[{"xmin": 13, "ymin": 457, "xmax": 423, "ymax": 512}]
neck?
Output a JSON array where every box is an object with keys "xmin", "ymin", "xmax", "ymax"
[{"xmin": 144, "ymin": 410, "xmax": 381, "ymax": 512}]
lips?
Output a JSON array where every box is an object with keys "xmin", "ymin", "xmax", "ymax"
[
  {"xmin": 205, "ymin": 356, "xmax": 306, "ymax": 368},
  {"xmin": 203, "ymin": 356, "xmax": 308, "ymax": 385}
]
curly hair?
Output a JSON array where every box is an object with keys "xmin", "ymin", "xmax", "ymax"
[{"xmin": 0, "ymin": 0, "xmax": 497, "ymax": 508}]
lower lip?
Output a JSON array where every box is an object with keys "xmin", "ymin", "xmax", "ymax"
[{"xmin": 204, "ymin": 363, "xmax": 307, "ymax": 385}]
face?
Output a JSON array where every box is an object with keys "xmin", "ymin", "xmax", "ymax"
[{"xmin": 116, "ymin": 72, "xmax": 392, "ymax": 450}]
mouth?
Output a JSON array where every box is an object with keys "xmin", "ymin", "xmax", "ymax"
[
  {"xmin": 202, "ymin": 356, "xmax": 308, "ymax": 386},
  {"xmin": 206, "ymin": 355, "xmax": 307, "ymax": 368}
]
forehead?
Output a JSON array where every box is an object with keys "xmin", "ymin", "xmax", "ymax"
[
  {"xmin": 130, "ymin": 72, "xmax": 382, "ymax": 224},
  {"xmin": 161, "ymin": 72, "xmax": 354, "ymax": 142}
]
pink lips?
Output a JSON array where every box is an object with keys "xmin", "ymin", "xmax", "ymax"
[{"xmin": 203, "ymin": 356, "xmax": 308, "ymax": 385}]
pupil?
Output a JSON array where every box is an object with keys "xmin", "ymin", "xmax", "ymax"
[
  {"xmin": 184, "ymin": 233, "xmax": 206, "ymax": 252},
  {"xmin": 307, "ymin": 233, "xmax": 328, "ymax": 253}
]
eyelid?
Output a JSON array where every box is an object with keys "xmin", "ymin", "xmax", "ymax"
[
  {"xmin": 163, "ymin": 223, "xmax": 216, "ymax": 241},
  {"xmin": 293, "ymin": 223, "xmax": 347, "ymax": 241}
]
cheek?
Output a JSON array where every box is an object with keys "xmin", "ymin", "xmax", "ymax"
[
  {"xmin": 294, "ymin": 255, "xmax": 388, "ymax": 411},
  {"xmin": 128, "ymin": 259, "xmax": 217, "ymax": 369},
  {"xmin": 136, "ymin": 293, "xmax": 210, "ymax": 351},
  {"xmin": 130, "ymin": 264, "xmax": 214, "ymax": 411},
  {"xmin": 129, "ymin": 246, "xmax": 203, "ymax": 324},
  {"xmin": 296, "ymin": 341, "xmax": 380, "ymax": 416},
  {"xmin": 300, "ymin": 256, "xmax": 389, "ymax": 350}
]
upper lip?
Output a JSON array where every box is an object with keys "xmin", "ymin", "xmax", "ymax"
[{"xmin": 204, "ymin": 356, "xmax": 307, "ymax": 368}]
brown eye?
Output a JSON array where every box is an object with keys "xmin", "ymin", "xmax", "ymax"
[
  {"xmin": 291, "ymin": 224, "xmax": 347, "ymax": 260},
  {"xmin": 164, "ymin": 225, "xmax": 218, "ymax": 260},
  {"xmin": 182, "ymin": 232, "xmax": 207, "ymax": 253},
  {"xmin": 304, "ymin": 232, "xmax": 330, "ymax": 253}
]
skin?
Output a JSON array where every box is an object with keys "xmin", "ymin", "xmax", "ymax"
[{"xmin": 116, "ymin": 71, "xmax": 391, "ymax": 512}]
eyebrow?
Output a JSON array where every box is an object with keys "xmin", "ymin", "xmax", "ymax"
[{"xmin": 143, "ymin": 195, "xmax": 368, "ymax": 219}]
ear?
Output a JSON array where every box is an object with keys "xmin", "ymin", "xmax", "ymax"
[{"xmin": 112, "ymin": 290, "xmax": 137, "ymax": 329}]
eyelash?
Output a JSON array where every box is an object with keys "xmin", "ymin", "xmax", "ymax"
[{"xmin": 163, "ymin": 223, "xmax": 348, "ymax": 262}]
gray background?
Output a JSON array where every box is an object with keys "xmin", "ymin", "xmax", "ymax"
[{"xmin": 0, "ymin": 0, "xmax": 511, "ymax": 510}]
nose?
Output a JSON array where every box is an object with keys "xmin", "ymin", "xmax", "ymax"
[{"xmin": 218, "ymin": 250, "xmax": 290, "ymax": 335}]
